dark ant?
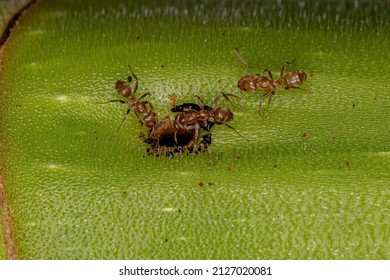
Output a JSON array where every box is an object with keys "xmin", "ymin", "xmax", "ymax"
[
  {"xmin": 235, "ymin": 48, "xmax": 307, "ymax": 114},
  {"xmin": 103, "ymin": 65, "xmax": 158, "ymax": 130},
  {"xmin": 172, "ymin": 92, "xmax": 248, "ymax": 150}
]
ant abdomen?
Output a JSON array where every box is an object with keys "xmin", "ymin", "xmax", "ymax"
[{"xmin": 283, "ymin": 70, "xmax": 307, "ymax": 89}]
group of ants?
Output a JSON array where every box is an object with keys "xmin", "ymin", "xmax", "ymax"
[{"xmin": 102, "ymin": 48, "xmax": 308, "ymax": 158}]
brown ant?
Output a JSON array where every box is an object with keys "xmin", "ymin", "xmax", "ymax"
[
  {"xmin": 103, "ymin": 65, "xmax": 158, "ymax": 130},
  {"xmin": 139, "ymin": 102, "xmax": 207, "ymax": 157},
  {"xmin": 171, "ymin": 102, "xmax": 214, "ymax": 131},
  {"xmin": 172, "ymin": 92, "xmax": 248, "ymax": 149},
  {"xmin": 235, "ymin": 48, "xmax": 307, "ymax": 114},
  {"xmin": 141, "ymin": 117, "xmax": 200, "ymax": 157}
]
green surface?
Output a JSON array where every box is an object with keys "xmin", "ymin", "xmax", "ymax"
[
  {"xmin": 0, "ymin": 0, "xmax": 389, "ymax": 259},
  {"xmin": 0, "ymin": 0, "xmax": 33, "ymax": 261}
]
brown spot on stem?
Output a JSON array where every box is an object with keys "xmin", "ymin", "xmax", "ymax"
[{"xmin": 0, "ymin": 176, "xmax": 17, "ymax": 259}]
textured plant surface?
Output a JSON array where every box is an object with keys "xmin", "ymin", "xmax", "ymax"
[
  {"xmin": 0, "ymin": 0, "xmax": 389, "ymax": 259},
  {"xmin": 0, "ymin": 0, "xmax": 30, "ymax": 33}
]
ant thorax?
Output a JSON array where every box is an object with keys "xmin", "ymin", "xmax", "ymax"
[
  {"xmin": 256, "ymin": 77, "xmax": 272, "ymax": 91},
  {"xmin": 198, "ymin": 110, "xmax": 210, "ymax": 121}
]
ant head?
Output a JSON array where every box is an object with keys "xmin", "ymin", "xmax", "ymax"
[
  {"xmin": 213, "ymin": 106, "xmax": 234, "ymax": 124},
  {"xmin": 127, "ymin": 76, "xmax": 132, "ymax": 83}
]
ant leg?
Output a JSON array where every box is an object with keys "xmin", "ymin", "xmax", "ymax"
[
  {"xmin": 133, "ymin": 111, "xmax": 144, "ymax": 126},
  {"xmin": 279, "ymin": 64, "xmax": 287, "ymax": 79},
  {"xmin": 225, "ymin": 92, "xmax": 242, "ymax": 100},
  {"xmin": 280, "ymin": 59, "xmax": 296, "ymax": 79},
  {"xmin": 174, "ymin": 130, "xmax": 178, "ymax": 146},
  {"xmin": 192, "ymin": 124, "xmax": 200, "ymax": 151},
  {"xmin": 194, "ymin": 96, "xmax": 205, "ymax": 110},
  {"xmin": 289, "ymin": 85, "xmax": 306, "ymax": 90},
  {"xmin": 258, "ymin": 91, "xmax": 272, "ymax": 115},
  {"xmin": 239, "ymin": 89, "xmax": 244, "ymax": 99},
  {"xmin": 117, "ymin": 107, "xmax": 131, "ymax": 131},
  {"xmin": 234, "ymin": 48, "xmax": 248, "ymax": 76},
  {"xmin": 263, "ymin": 68, "xmax": 274, "ymax": 80},
  {"xmin": 225, "ymin": 92, "xmax": 243, "ymax": 108},
  {"xmin": 214, "ymin": 92, "xmax": 239, "ymax": 109},
  {"xmin": 147, "ymin": 101, "xmax": 155, "ymax": 111},
  {"xmin": 266, "ymin": 91, "xmax": 276, "ymax": 112},
  {"xmin": 213, "ymin": 92, "xmax": 222, "ymax": 108}
]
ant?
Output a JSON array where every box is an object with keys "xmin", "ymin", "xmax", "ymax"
[
  {"xmin": 172, "ymin": 92, "xmax": 248, "ymax": 149},
  {"xmin": 235, "ymin": 48, "xmax": 307, "ymax": 114},
  {"xmin": 141, "ymin": 100, "xmax": 217, "ymax": 157},
  {"xmin": 141, "ymin": 117, "xmax": 204, "ymax": 157},
  {"xmin": 171, "ymin": 102, "xmax": 214, "ymax": 131},
  {"xmin": 103, "ymin": 65, "xmax": 158, "ymax": 130}
]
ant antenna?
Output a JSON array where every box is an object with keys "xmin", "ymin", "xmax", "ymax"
[
  {"xmin": 234, "ymin": 48, "xmax": 248, "ymax": 75},
  {"xmin": 128, "ymin": 65, "xmax": 138, "ymax": 81},
  {"xmin": 285, "ymin": 59, "xmax": 296, "ymax": 65},
  {"xmin": 224, "ymin": 123, "xmax": 250, "ymax": 142}
]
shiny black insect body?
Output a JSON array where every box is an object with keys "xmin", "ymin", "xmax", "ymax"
[{"xmin": 171, "ymin": 103, "xmax": 212, "ymax": 112}]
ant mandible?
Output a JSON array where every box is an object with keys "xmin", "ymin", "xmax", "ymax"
[
  {"xmin": 103, "ymin": 65, "xmax": 158, "ymax": 130},
  {"xmin": 235, "ymin": 48, "xmax": 307, "ymax": 115}
]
